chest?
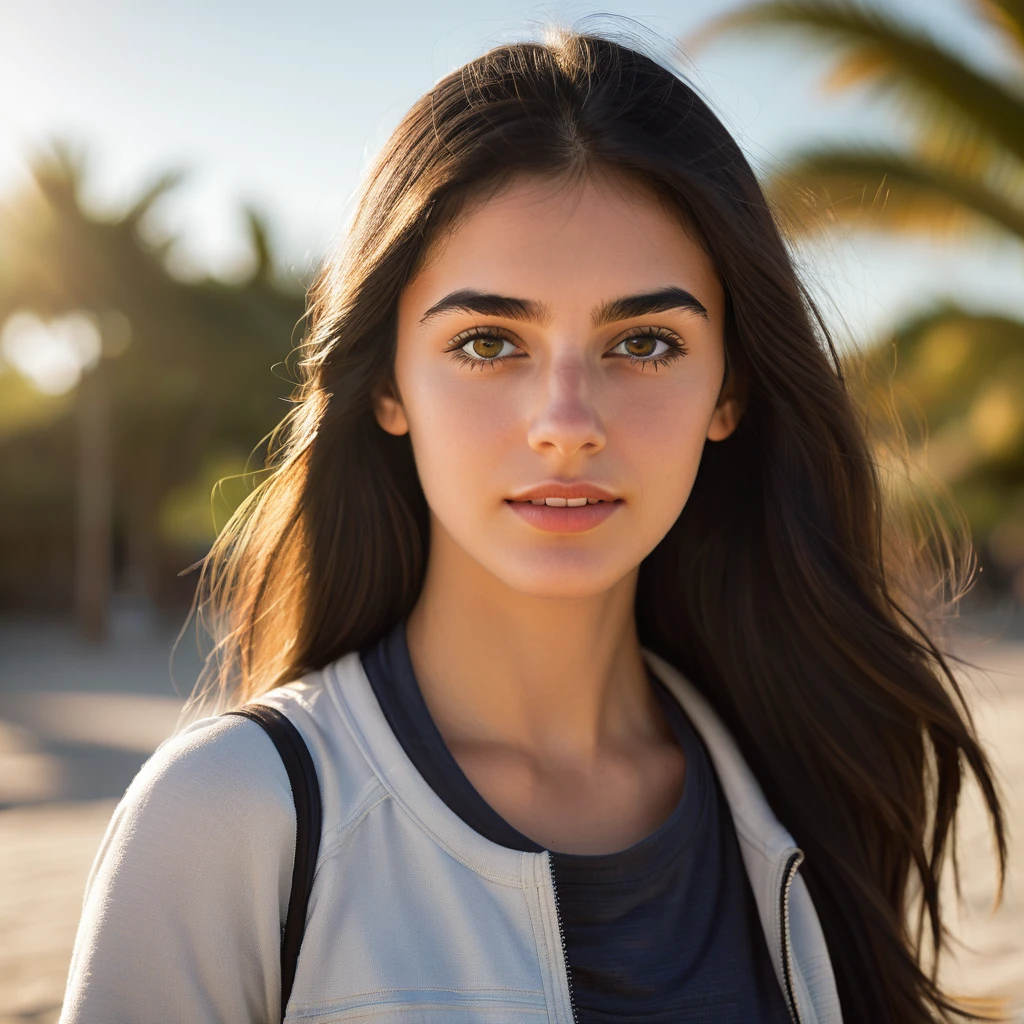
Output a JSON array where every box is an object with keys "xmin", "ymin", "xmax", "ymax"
[{"xmin": 447, "ymin": 739, "xmax": 688, "ymax": 854}]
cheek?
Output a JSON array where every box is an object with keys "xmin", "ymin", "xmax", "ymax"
[
  {"xmin": 605, "ymin": 378, "xmax": 716, "ymax": 506},
  {"xmin": 399, "ymin": 366, "xmax": 520, "ymax": 504}
]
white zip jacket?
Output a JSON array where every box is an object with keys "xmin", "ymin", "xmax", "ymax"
[{"xmin": 60, "ymin": 648, "xmax": 844, "ymax": 1024}]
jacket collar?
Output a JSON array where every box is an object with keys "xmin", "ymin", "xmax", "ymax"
[
  {"xmin": 642, "ymin": 648, "xmax": 842, "ymax": 1024},
  {"xmin": 640, "ymin": 648, "xmax": 798, "ymax": 862},
  {"xmin": 329, "ymin": 646, "xmax": 801, "ymax": 876}
]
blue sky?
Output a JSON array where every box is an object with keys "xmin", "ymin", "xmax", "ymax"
[{"xmin": 1, "ymin": 0, "xmax": 1021, "ymax": 350}]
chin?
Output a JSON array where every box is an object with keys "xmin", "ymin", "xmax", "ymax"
[{"xmin": 487, "ymin": 552, "xmax": 631, "ymax": 601}]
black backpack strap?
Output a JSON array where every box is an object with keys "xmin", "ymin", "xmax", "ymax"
[{"xmin": 224, "ymin": 704, "xmax": 323, "ymax": 1022}]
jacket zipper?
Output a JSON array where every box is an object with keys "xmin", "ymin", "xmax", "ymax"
[
  {"xmin": 779, "ymin": 850, "xmax": 805, "ymax": 1024},
  {"xmin": 548, "ymin": 863, "xmax": 579, "ymax": 1024}
]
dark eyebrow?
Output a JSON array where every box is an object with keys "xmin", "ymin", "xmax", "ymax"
[
  {"xmin": 419, "ymin": 286, "xmax": 708, "ymax": 328},
  {"xmin": 593, "ymin": 287, "xmax": 708, "ymax": 326},
  {"xmin": 419, "ymin": 290, "xmax": 551, "ymax": 326}
]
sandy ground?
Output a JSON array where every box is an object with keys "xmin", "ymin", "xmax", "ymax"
[
  {"xmin": 935, "ymin": 622, "xmax": 1024, "ymax": 1019},
  {"xmin": 0, "ymin": 608, "xmax": 200, "ymax": 1024},
  {"xmin": 0, "ymin": 606, "xmax": 1021, "ymax": 1023}
]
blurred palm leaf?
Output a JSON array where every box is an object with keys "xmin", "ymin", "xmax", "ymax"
[
  {"xmin": 772, "ymin": 147, "xmax": 1024, "ymax": 242},
  {"xmin": 123, "ymin": 169, "xmax": 186, "ymax": 225},
  {"xmin": 973, "ymin": 0, "xmax": 1024, "ymax": 51},
  {"xmin": 691, "ymin": 0, "xmax": 1024, "ymax": 245},
  {"xmin": 693, "ymin": 1, "xmax": 1024, "ymax": 596},
  {"xmin": 244, "ymin": 206, "xmax": 276, "ymax": 286},
  {"xmin": 853, "ymin": 308, "xmax": 1024, "ymax": 574}
]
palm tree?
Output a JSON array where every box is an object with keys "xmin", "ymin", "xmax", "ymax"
[
  {"xmin": 692, "ymin": 0, "xmax": 1024, "ymax": 602},
  {"xmin": 0, "ymin": 141, "xmax": 306, "ymax": 631},
  {"xmin": 0, "ymin": 141, "xmax": 185, "ymax": 639},
  {"xmin": 691, "ymin": 0, "xmax": 1024, "ymax": 244}
]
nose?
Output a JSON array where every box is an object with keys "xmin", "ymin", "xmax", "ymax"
[{"xmin": 526, "ymin": 357, "xmax": 607, "ymax": 458}]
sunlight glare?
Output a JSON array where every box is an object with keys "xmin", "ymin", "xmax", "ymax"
[{"xmin": 0, "ymin": 311, "xmax": 103, "ymax": 395}]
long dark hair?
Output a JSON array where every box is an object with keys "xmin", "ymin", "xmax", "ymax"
[{"xmin": 186, "ymin": 26, "xmax": 1005, "ymax": 1023}]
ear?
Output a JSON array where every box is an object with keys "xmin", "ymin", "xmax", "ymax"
[
  {"xmin": 706, "ymin": 367, "xmax": 743, "ymax": 442},
  {"xmin": 372, "ymin": 380, "xmax": 410, "ymax": 436}
]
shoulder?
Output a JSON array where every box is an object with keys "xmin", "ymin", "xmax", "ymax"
[
  {"xmin": 63, "ymin": 705, "xmax": 299, "ymax": 1021},
  {"xmin": 145, "ymin": 710, "xmax": 292, "ymax": 795},
  {"xmin": 125, "ymin": 654, "xmax": 387, "ymax": 851},
  {"xmin": 106, "ymin": 709, "xmax": 298, "ymax": 877},
  {"xmin": 238, "ymin": 654, "xmax": 391, "ymax": 846},
  {"xmin": 139, "ymin": 708, "xmax": 294, "ymax": 809}
]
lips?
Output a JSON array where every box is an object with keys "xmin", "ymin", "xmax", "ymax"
[
  {"xmin": 505, "ymin": 496, "xmax": 622, "ymax": 533},
  {"xmin": 517, "ymin": 496, "xmax": 609, "ymax": 507},
  {"xmin": 506, "ymin": 482, "xmax": 620, "ymax": 503}
]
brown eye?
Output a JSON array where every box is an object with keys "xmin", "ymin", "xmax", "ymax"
[
  {"xmin": 471, "ymin": 337, "xmax": 505, "ymax": 358},
  {"xmin": 622, "ymin": 336, "xmax": 657, "ymax": 358},
  {"xmin": 609, "ymin": 329, "xmax": 683, "ymax": 366},
  {"xmin": 451, "ymin": 331, "xmax": 521, "ymax": 364}
]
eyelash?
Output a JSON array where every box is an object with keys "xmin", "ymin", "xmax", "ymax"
[{"xmin": 444, "ymin": 324, "xmax": 688, "ymax": 371}]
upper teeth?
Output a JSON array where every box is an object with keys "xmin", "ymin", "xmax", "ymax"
[{"xmin": 530, "ymin": 497, "xmax": 601, "ymax": 506}]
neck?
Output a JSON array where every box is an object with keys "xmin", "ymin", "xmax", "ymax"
[{"xmin": 405, "ymin": 523, "xmax": 663, "ymax": 768}]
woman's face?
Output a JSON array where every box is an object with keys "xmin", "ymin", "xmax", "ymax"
[{"xmin": 376, "ymin": 170, "xmax": 740, "ymax": 599}]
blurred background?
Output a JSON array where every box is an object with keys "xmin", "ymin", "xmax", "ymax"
[{"xmin": 1, "ymin": 0, "xmax": 1022, "ymax": 1020}]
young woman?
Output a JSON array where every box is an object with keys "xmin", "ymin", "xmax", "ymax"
[{"xmin": 61, "ymin": 28, "xmax": 1005, "ymax": 1024}]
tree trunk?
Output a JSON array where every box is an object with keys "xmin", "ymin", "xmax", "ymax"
[{"xmin": 75, "ymin": 359, "xmax": 112, "ymax": 642}]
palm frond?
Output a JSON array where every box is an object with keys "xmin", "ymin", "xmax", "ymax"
[
  {"xmin": 124, "ymin": 169, "xmax": 187, "ymax": 227},
  {"xmin": 767, "ymin": 146, "xmax": 1024, "ymax": 244},
  {"xmin": 243, "ymin": 207, "xmax": 274, "ymax": 285},
  {"xmin": 27, "ymin": 139, "xmax": 90, "ymax": 211},
  {"xmin": 855, "ymin": 307, "xmax": 1024, "ymax": 491},
  {"xmin": 688, "ymin": 1, "xmax": 1024, "ymax": 167},
  {"xmin": 972, "ymin": 0, "xmax": 1024, "ymax": 53}
]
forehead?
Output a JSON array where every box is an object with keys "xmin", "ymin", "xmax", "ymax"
[{"xmin": 400, "ymin": 170, "xmax": 724, "ymax": 321}]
